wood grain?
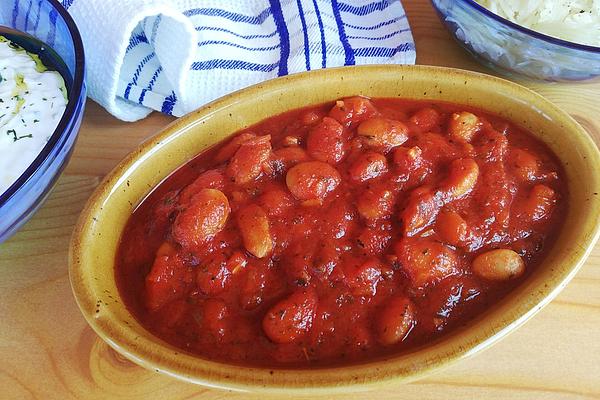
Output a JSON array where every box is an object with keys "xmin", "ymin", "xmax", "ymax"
[{"xmin": 1, "ymin": 1, "xmax": 599, "ymax": 399}]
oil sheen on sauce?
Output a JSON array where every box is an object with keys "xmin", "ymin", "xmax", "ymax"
[{"xmin": 0, "ymin": 28, "xmax": 68, "ymax": 195}]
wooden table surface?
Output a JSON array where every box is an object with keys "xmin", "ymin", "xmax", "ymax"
[{"xmin": 2, "ymin": 2, "xmax": 599, "ymax": 399}]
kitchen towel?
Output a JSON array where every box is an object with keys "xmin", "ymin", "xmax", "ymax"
[{"xmin": 16, "ymin": 0, "xmax": 416, "ymax": 121}]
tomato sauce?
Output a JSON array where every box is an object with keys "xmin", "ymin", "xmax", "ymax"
[{"xmin": 116, "ymin": 97, "xmax": 567, "ymax": 367}]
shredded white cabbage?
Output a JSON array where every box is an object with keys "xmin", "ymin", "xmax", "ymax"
[{"xmin": 476, "ymin": 0, "xmax": 600, "ymax": 46}]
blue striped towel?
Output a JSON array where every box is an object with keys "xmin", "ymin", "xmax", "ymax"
[{"xmin": 59, "ymin": 0, "xmax": 415, "ymax": 121}]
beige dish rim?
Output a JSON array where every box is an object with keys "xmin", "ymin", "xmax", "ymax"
[{"xmin": 69, "ymin": 65, "xmax": 600, "ymax": 394}]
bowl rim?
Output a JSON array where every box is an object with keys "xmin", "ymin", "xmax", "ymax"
[
  {"xmin": 0, "ymin": 0, "xmax": 86, "ymax": 207},
  {"xmin": 457, "ymin": 0, "xmax": 600, "ymax": 53},
  {"xmin": 69, "ymin": 64, "xmax": 600, "ymax": 393}
]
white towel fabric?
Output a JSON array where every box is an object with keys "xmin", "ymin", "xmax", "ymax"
[{"xmin": 53, "ymin": 0, "xmax": 415, "ymax": 121}]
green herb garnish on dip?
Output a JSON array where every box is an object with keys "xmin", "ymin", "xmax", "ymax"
[{"xmin": 0, "ymin": 35, "xmax": 67, "ymax": 194}]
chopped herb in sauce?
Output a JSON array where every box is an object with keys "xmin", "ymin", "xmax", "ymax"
[{"xmin": 0, "ymin": 35, "xmax": 67, "ymax": 194}]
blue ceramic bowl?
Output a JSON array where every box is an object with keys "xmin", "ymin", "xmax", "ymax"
[
  {"xmin": 431, "ymin": 0, "xmax": 600, "ymax": 81},
  {"xmin": 0, "ymin": 0, "xmax": 86, "ymax": 243}
]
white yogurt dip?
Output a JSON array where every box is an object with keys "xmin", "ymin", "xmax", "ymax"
[{"xmin": 0, "ymin": 36, "xmax": 67, "ymax": 195}]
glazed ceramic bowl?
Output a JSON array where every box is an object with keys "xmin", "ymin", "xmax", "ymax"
[
  {"xmin": 431, "ymin": 0, "xmax": 600, "ymax": 81},
  {"xmin": 0, "ymin": 0, "xmax": 86, "ymax": 242},
  {"xmin": 69, "ymin": 65, "xmax": 600, "ymax": 393}
]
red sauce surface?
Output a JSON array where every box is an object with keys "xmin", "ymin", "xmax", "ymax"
[{"xmin": 116, "ymin": 97, "xmax": 566, "ymax": 367}]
